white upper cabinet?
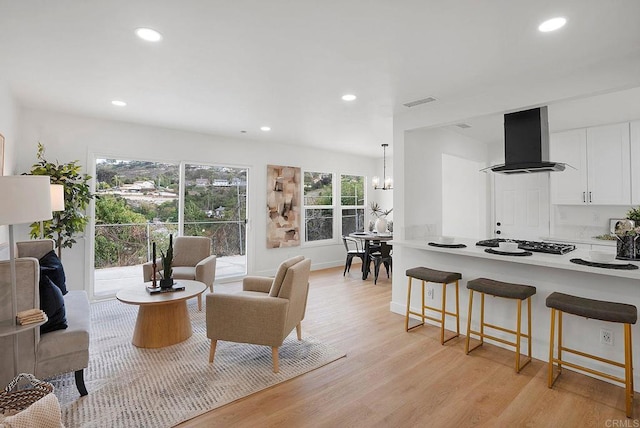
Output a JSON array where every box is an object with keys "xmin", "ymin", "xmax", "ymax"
[
  {"xmin": 550, "ymin": 129, "xmax": 588, "ymax": 204},
  {"xmin": 550, "ymin": 123, "xmax": 631, "ymax": 205},
  {"xmin": 631, "ymin": 120, "xmax": 640, "ymax": 204}
]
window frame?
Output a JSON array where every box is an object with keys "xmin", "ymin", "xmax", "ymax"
[{"xmin": 302, "ymin": 170, "xmax": 335, "ymax": 245}]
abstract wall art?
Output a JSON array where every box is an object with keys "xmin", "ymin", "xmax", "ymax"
[{"xmin": 266, "ymin": 164, "xmax": 301, "ymax": 248}]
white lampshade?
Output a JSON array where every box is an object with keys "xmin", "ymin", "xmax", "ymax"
[
  {"xmin": 50, "ymin": 184, "xmax": 65, "ymax": 212},
  {"xmin": 0, "ymin": 176, "xmax": 53, "ymax": 225}
]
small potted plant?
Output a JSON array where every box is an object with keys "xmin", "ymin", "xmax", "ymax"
[
  {"xmin": 159, "ymin": 234, "xmax": 174, "ymax": 289},
  {"xmin": 614, "ymin": 209, "xmax": 640, "ymax": 259},
  {"xmin": 625, "ymin": 207, "xmax": 640, "ymax": 260},
  {"xmin": 369, "ymin": 202, "xmax": 392, "ymax": 233}
]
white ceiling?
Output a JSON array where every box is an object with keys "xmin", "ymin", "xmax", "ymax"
[{"xmin": 1, "ymin": 1, "xmax": 639, "ymax": 156}]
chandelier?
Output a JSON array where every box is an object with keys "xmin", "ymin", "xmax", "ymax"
[{"xmin": 372, "ymin": 143, "xmax": 393, "ymax": 190}]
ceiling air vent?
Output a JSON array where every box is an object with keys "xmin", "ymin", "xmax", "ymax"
[
  {"xmin": 403, "ymin": 96, "xmax": 437, "ymax": 108},
  {"xmin": 455, "ymin": 123, "xmax": 472, "ymax": 129}
]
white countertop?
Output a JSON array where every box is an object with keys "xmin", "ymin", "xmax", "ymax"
[{"xmin": 392, "ymin": 237, "xmax": 639, "ymax": 280}]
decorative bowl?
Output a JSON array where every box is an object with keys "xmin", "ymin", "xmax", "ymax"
[{"xmin": 498, "ymin": 242, "xmax": 519, "ymax": 252}]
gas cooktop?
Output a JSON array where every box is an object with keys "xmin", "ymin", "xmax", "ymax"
[{"xmin": 476, "ymin": 238, "xmax": 576, "ymax": 255}]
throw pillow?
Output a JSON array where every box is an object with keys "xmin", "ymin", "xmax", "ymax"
[
  {"xmin": 39, "ymin": 250, "xmax": 67, "ymax": 295},
  {"xmin": 39, "ymin": 275, "xmax": 68, "ymax": 334}
]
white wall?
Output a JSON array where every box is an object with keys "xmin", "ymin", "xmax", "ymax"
[
  {"xmin": 441, "ymin": 153, "xmax": 486, "ymax": 239},
  {"xmin": 391, "ymin": 126, "xmax": 490, "ymax": 306},
  {"xmin": 0, "ymin": 82, "xmax": 17, "ymax": 258},
  {"xmin": 401, "ymin": 127, "xmax": 490, "ymax": 238},
  {"xmin": 14, "ymin": 107, "xmax": 381, "ymax": 291},
  {"xmin": 552, "ymin": 205, "xmax": 630, "ymax": 239}
]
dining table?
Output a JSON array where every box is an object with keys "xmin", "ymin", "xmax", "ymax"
[{"xmin": 348, "ymin": 231, "xmax": 393, "ymax": 280}]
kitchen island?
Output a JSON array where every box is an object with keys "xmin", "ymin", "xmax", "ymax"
[{"xmin": 391, "ymin": 237, "xmax": 640, "ymax": 390}]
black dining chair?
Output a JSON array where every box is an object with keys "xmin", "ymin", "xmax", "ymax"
[
  {"xmin": 342, "ymin": 236, "xmax": 366, "ymax": 276},
  {"xmin": 370, "ymin": 243, "xmax": 392, "ymax": 284}
]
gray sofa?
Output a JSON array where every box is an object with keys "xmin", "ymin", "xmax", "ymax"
[{"xmin": 0, "ymin": 239, "xmax": 89, "ymax": 395}]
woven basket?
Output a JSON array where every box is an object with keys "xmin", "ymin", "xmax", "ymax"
[{"xmin": 0, "ymin": 373, "xmax": 53, "ymax": 413}]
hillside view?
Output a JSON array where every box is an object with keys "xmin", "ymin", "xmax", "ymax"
[{"xmin": 95, "ymin": 159, "xmax": 247, "ymax": 268}]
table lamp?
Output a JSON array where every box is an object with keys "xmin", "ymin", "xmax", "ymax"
[
  {"xmin": 40, "ymin": 183, "xmax": 65, "ymax": 238},
  {"xmin": 0, "ymin": 175, "xmax": 52, "ymax": 375}
]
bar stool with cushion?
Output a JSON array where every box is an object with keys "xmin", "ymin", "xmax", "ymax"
[
  {"xmin": 405, "ymin": 267, "xmax": 461, "ymax": 345},
  {"xmin": 546, "ymin": 292, "xmax": 637, "ymax": 418},
  {"xmin": 465, "ymin": 278, "xmax": 536, "ymax": 373}
]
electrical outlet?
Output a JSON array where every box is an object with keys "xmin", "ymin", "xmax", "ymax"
[
  {"xmin": 600, "ymin": 328, "xmax": 613, "ymax": 346},
  {"xmin": 427, "ymin": 288, "xmax": 434, "ymax": 299}
]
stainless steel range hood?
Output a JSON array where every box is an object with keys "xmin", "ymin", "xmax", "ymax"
[{"xmin": 488, "ymin": 106, "xmax": 566, "ymax": 174}]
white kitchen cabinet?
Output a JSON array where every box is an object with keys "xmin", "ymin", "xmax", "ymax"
[
  {"xmin": 549, "ymin": 129, "xmax": 587, "ymax": 204},
  {"xmin": 631, "ymin": 120, "xmax": 640, "ymax": 204},
  {"xmin": 550, "ymin": 123, "xmax": 630, "ymax": 205}
]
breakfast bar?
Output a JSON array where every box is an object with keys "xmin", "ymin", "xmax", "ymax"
[{"xmin": 391, "ymin": 237, "xmax": 640, "ymax": 390}]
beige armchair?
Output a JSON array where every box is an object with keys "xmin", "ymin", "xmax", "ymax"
[
  {"xmin": 143, "ymin": 236, "xmax": 216, "ymax": 310},
  {"xmin": 0, "ymin": 239, "xmax": 90, "ymax": 396},
  {"xmin": 206, "ymin": 255, "xmax": 311, "ymax": 373}
]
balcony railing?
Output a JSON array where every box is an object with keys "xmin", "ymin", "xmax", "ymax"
[{"xmin": 94, "ymin": 220, "xmax": 246, "ymax": 269}]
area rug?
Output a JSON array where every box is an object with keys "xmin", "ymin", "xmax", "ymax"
[{"xmin": 47, "ymin": 298, "xmax": 346, "ymax": 428}]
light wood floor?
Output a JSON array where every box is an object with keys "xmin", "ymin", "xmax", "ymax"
[{"xmin": 177, "ymin": 265, "xmax": 639, "ymax": 427}]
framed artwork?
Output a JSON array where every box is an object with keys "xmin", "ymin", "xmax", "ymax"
[
  {"xmin": 0, "ymin": 133, "xmax": 4, "ymax": 176},
  {"xmin": 266, "ymin": 164, "xmax": 301, "ymax": 248}
]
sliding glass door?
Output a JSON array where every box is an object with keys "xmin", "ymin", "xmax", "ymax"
[
  {"xmin": 92, "ymin": 158, "xmax": 248, "ymax": 298},
  {"xmin": 183, "ymin": 163, "xmax": 247, "ymax": 279}
]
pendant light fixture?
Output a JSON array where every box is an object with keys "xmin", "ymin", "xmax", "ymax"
[{"xmin": 372, "ymin": 143, "xmax": 393, "ymax": 190}]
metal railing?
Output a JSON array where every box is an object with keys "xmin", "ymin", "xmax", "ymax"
[{"xmin": 94, "ymin": 220, "xmax": 246, "ymax": 269}]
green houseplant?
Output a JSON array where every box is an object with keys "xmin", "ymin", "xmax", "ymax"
[
  {"xmin": 27, "ymin": 143, "xmax": 93, "ymax": 259},
  {"xmin": 160, "ymin": 234, "xmax": 174, "ymax": 289}
]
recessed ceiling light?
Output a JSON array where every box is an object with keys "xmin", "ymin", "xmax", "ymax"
[
  {"xmin": 260, "ymin": 126, "xmax": 271, "ymax": 132},
  {"xmin": 111, "ymin": 100, "xmax": 127, "ymax": 107},
  {"xmin": 135, "ymin": 28, "xmax": 163, "ymax": 42},
  {"xmin": 538, "ymin": 17, "xmax": 567, "ymax": 32},
  {"xmin": 341, "ymin": 94, "xmax": 357, "ymax": 101}
]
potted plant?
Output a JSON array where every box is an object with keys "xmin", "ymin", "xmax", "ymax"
[
  {"xmin": 369, "ymin": 202, "xmax": 392, "ymax": 233},
  {"xmin": 160, "ymin": 234, "xmax": 174, "ymax": 289},
  {"xmin": 623, "ymin": 207, "xmax": 640, "ymax": 260},
  {"xmin": 27, "ymin": 143, "xmax": 93, "ymax": 259}
]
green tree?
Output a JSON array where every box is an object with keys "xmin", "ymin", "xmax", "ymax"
[
  {"xmin": 28, "ymin": 143, "xmax": 93, "ymax": 258},
  {"xmin": 94, "ymin": 195, "xmax": 149, "ymax": 268}
]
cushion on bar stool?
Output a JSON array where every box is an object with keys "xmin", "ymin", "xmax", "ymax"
[
  {"xmin": 467, "ymin": 278, "xmax": 536, "ymax": 300},
  {"xmin": 406, "ymin": 267, "xmax": 461, "ymax": 284},
  {"xmin": 546, "ymin": 292, "xmax": 638, "ymax": 324}
]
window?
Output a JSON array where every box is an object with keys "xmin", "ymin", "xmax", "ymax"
[
  {"xmin": 303, "ymin": 171, "xmax": 333, "ymax": 242},
  {"xmin": 183, "ymin": 164, "xmax": 248, "ymax": 265},
  {"xmin": 340, "ymin": 174, "xmax": 365, "ymax": 235}
]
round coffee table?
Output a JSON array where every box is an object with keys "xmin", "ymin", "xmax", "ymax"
[{"xmin": 116, "ymin": 280, "xmax": 207, "ymax": 348}]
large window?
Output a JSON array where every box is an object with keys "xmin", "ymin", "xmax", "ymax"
[
  {"xmin": 303, "ymin": 171, "xmax": 333, "ymax": 242},
  {"xmin": 183, "ymin": 164, "xmax": 247, "ymax": 259},
  {"xmin": 93, "ymin": 158, "xmax": 248, "ymax": 298},
  {"xmin": 340, "ymin": 174, "xmax": 365, "ymax": 235}
]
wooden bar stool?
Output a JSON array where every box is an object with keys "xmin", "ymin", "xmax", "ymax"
[
  {"xmin": 405, "ymin": 267, "xmax": 461, "ymax": 345},
  {"xmin": 465, "ymin": 278, "xmax": 536, "ymax": 373},
  {"xmin": 546, "ymin": 292, "xmax": 637, "ymax": 418}
]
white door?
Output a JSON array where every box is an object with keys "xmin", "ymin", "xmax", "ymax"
[{"xmin": 494, "ymin": 173, "xmax": 550, "ymax": 240}]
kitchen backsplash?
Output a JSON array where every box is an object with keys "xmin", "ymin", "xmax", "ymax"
[{"xmin": 552, "ymin": 205, "xmax": 632, "ymax": 239}]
